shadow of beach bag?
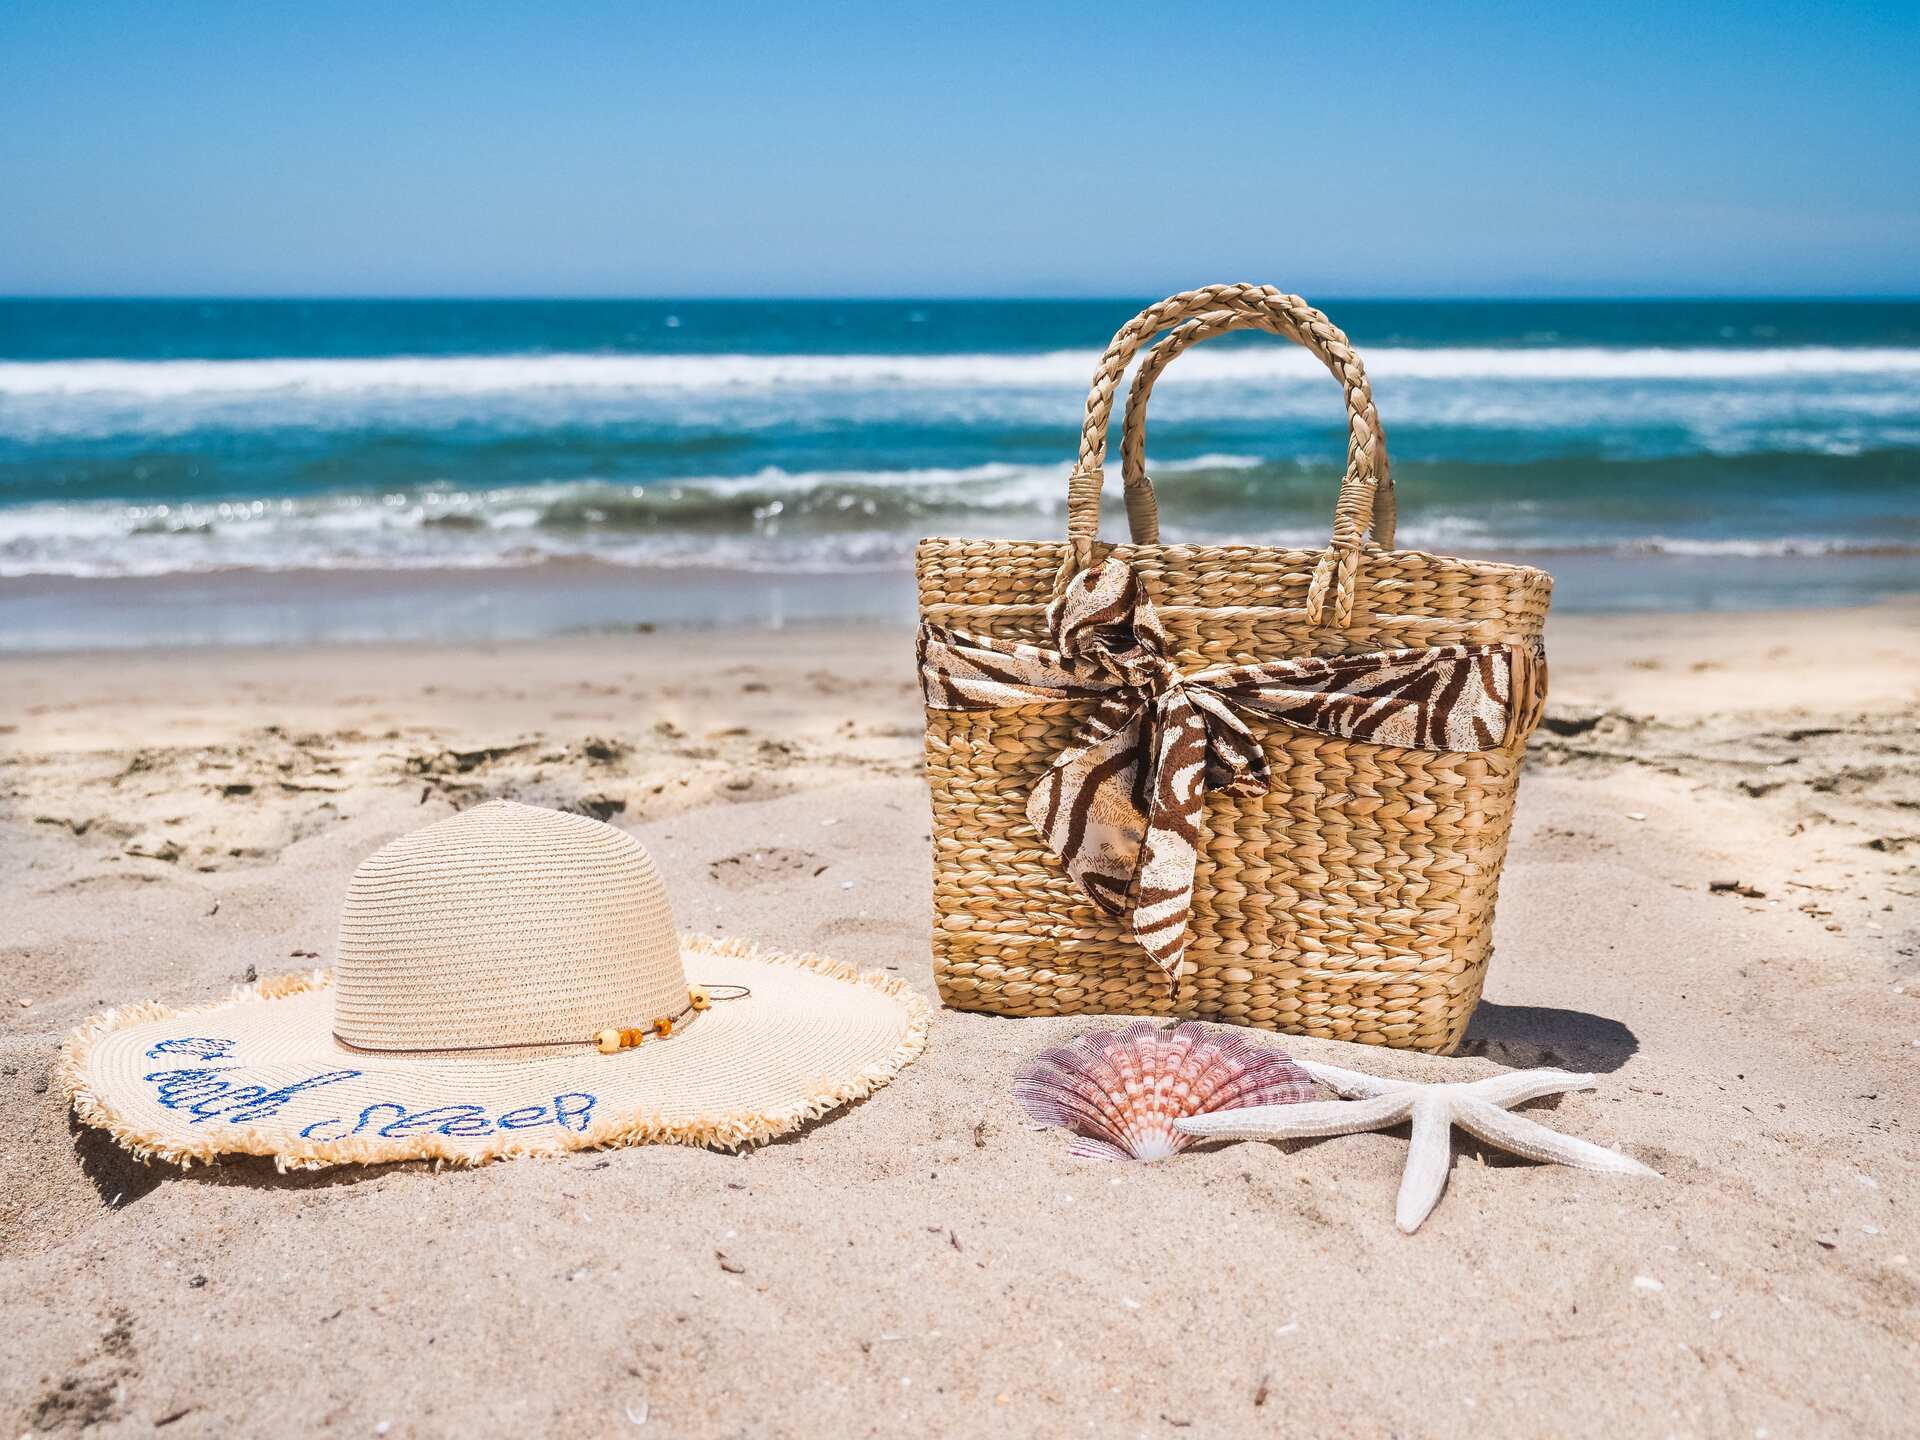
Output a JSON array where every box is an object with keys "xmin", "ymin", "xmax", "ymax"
[{"xmin": 915, "ymin": 285, "xmax": 1553, "ymax": 1053}]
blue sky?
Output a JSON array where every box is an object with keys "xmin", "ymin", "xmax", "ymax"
[{"xmin": 2, "ymin": 1, "xmax": 1915, "ymax": 297}]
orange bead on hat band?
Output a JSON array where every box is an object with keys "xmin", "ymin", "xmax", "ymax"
[{"xmin": 594, "ymin": 983, "xmax": 750, "ymax": 1054}]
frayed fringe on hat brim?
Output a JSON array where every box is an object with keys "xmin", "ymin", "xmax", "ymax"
[{"xmin": 56, "ymin": 934, "xmax": 931, "ymax": 1173}]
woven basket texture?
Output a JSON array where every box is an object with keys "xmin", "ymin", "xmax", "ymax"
[{"xmin": 916, "ymin": 285, "xmax": 1552, "ymax": 1053}]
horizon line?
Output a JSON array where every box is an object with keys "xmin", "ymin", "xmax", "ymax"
[{"xmin": 5, "ymin": 292, "xmax": 1920, "ymax": 306}]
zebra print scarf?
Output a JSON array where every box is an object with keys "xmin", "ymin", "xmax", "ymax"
[{"xmin": 919, "ymin": 557, "xmax": 1533, "ymax": 988}]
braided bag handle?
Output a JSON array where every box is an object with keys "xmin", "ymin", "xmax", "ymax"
[
  {"xmin": 1119, "ymin": 309, "xmax": 1398, "ymax": 553},
  {"xmin": 1065, "ymin": 285, "xmax": 1391, "ymax": 627}
]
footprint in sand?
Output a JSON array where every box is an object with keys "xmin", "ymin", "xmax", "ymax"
[
  {"xmin": 43, "ymin": 872, "xmax": 167, "ymax": 894},
  {"xmin": 812, "ymin": 913, "xmax": 923, "ymax": 942},
  {"xmin": 705, "ymin": 848, "xmax": 826, "ymax": 889}
]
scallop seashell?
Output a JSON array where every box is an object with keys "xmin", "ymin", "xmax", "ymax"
[{"xmin": 1014, "ymin": 1021, "xmax": 1318, "ymax": 1162}]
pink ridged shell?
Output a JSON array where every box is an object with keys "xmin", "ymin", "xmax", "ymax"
[{"xmin": 1015, "ymin": 1021, "xmax": 1318, "ymax": 1162}]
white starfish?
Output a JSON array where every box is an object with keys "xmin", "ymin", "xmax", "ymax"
[{"xmin": 1175, "ymin": 1060, "xmax": 1658, "ymax": 1233}]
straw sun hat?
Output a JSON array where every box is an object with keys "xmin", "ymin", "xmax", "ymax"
[{"xmin": 60, "ymin": 801, "xmax": 930, "ymax": 1169}]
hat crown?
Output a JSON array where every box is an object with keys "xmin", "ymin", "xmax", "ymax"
[{"xmin": 332, "ymin": 801, "xmax": 684, "ymax": 1051}]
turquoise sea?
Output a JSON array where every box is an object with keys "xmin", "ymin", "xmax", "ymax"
[{"xmin": 1, "ymin": 299, "xmax": 1916, "ymax": 644}]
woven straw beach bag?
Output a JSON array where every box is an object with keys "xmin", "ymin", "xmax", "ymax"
[{"xmin": 915, "ymin": 285, "xmax": 1552, "ymax": 1054}]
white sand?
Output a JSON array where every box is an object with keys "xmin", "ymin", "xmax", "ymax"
[{"xmin": 3, "ymin": 602, "xmax": 1917, "ymax": 1437}]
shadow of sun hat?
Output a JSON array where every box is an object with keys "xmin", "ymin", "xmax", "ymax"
[{"xmin": 59, "ymin": 800, "xmax": 930, "ymax": 1169}]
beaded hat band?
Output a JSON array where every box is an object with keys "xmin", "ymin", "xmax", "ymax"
[{"xmin": 592, "ymin": 984, "xmax": 751, "ymax": 1053}]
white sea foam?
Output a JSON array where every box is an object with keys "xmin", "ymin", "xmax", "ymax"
[
  {"xmin": 5, "ymin": 346, "xmax": 1920, "ymax": 401},
  {"xmin": 6, "ymin": 348, "xmax": 1914, "ymax": 452},
  {"xmin": 0, "ymin": 447, "xmax": 1432, "ymax": 578},
  {"xmin": 2, "ymin": 464, "xmax": 1904, "ymax": 578},
  {"xmin": 0, "ymin": 463, "xmax": 1048, "ymax": 577},
  {"xmin": 0, "ymin": 453, "xmax": 1311, "ymax": 577},
  {"xmin": 1619, "ymin": 535, "xmax": 1918, "ymax": 558}
]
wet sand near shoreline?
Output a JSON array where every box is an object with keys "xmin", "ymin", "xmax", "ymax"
[{"xmin": 4, "ymin": 547, "xmax": 1917, "ymax": 653}]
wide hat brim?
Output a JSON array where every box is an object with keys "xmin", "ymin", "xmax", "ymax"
[{"xmin": 60, "ymin": 935, "xmax": 930, "ymax": 1170}]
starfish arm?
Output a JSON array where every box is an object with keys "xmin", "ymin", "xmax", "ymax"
[
  {"xmin": 1454, "ymin": 1099, "xmax": 1660, "ymax": 1176},
  {"xmin": 1295, "ymin": 1060, "xmax": 1411, "ymax": 1099},
  {"xmin": 1175, "ymin": 1092, "xmax": 1413, "ymax": 1141},
  {"xmin": 1467, "ymin": 1068, "xmax": 1598, "ymax": 1109},
  {"xmin": 1396, "ymin": 1093, "xmax": 1457, "ymax": 1233}
]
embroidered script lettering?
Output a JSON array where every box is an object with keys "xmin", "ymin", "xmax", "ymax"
[
  {"xmin": 137, "ymin": 1033, "xmax": 599, "ymax": 1143},
  {"xmin": 142, "ymin": 1066, "xmax": 363, "ymax": 1124},
  {"xmin": 297, "ymin": 1092, "xmax": 597, "ymax": 1142},
  {"xmin": 146, "ymin": 1036, "xmax": 236, "ymax": 1061}
]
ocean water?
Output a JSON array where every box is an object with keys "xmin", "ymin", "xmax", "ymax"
[{"xmin": 1, "ymin": 299, "xmax": 1916, "ymax": 628}]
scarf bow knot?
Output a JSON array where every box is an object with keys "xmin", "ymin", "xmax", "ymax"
[{"xmin": 920, "ymin": 557, "xmax": 1535, "ymax": 988}]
